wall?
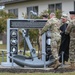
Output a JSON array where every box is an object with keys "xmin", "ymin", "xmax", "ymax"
[{"xmin": 4, "ymin": 0, "xmax": 75, "ymax": 18}]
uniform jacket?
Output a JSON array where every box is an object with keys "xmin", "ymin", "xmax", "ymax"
[
  {"xmin": 41, "ymin": 17, "xmax": 61, "ymax": 38},
  {"xmin": 65, "ymin": 19, "xmax": 75, "ymax": 40}
]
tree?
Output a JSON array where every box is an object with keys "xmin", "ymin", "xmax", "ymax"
[
  {"xmin": 0, "ymin": 10, "xmax": 16, "ymax": 33},
  {"xmin": 39, "ymin": 9, "xmax": 62, "ymax": 19},
  {"xmin": 55, "ymin": 9, "xmax": 62, "ymax": 19},
  {"xmin": 20, "ymin": 9, "xmax": 62, "ymax": 49},
  {"xmin": 39, "ymin": 9, "xmax": 50, "ymax": 19}
]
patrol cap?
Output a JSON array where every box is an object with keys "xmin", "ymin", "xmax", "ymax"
[
  {"xmin": 61, "ymin": 13, "xmax": 68, "ymax": 18},
  {"xmin": 69, "ymin": 11, "xmax": 75, "ymax": 14}
]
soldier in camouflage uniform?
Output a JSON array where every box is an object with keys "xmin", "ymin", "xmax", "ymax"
[
  {"xmin": 65, "ymin": 11, "xmax": 75, "ymax": 69},
  {"xmin": 41, "ymin": 13, "xmax": 61, "ymax": 69}
]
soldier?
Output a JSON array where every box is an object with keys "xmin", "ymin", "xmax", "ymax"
[
  {"xmin": 59, "ymin": 14, "xmax": 70, "ymax": 64},
  {"xmin": 41, "ymin": 13, "xmax": 61, "ymax": 69},
  {"xmin": 65, "ymin": 11, "xmax": 75, "ymax": 69}
]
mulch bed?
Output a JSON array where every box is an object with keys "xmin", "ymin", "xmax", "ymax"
[{"xmin": 0, "ymin": 68, "xmax": 75, "ymax": 73}]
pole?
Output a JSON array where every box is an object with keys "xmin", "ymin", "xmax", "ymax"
[
  {"xmin": 2, "ymin": 51, "xmax": 4, "ymax": 62},
  {"xmin": 61, "ymin": 51, "xmax": 64, "ymax": 67},
  {"xmin": 11, "ymin": 52, "xmax": 14, "ymax": 67}
]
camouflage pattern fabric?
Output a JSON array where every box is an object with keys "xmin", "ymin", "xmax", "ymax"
[
  {"xmin": 41, "ymin": 17, "xmax": 61, "ymax": 60},
  {"xmin": 65, "ymin": 19, "xmax": 75, "ymax": 62}
]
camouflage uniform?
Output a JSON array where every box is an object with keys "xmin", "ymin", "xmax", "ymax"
[
  {"xmin": 41, "ymin": 17, "xmax": 61, "ymax": 60},
  {"xmin": 65, "ymin": 19, "xmax": 75, "ymax": 63}
]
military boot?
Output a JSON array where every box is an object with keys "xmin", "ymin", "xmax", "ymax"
[
  {"xmin": 68, "ymin": 62, "xmax": 75, "ymax": 69},
  {"xmin": 53, "ymin": 60, "xmax": 61, "ymax": 70}
]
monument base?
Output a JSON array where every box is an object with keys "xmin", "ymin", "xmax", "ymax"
[{"xmin": 1, "ymin": 62, "xmax": 18, "ymax": 67}]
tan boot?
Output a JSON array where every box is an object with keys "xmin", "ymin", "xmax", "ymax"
[
  {"xmin": 68, "ymin": 62, "xmax": 75, "ymax": 69},
  {"xmin": 53, "ymin": 60, "xmax": 61, "ymax": 70}
]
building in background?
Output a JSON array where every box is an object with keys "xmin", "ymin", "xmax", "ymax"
[
  {"xmin": 0, "ymin": 0, "xmax": 75, "ymax": 19},
  {"xmin": 0, "ymin": 0, "xmax": 75, "ymax": 44}
]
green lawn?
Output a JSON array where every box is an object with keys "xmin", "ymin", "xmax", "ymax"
[
  {"xmin": 0, "ymin": 57, "xmax": 6, "ymax": 63},
  {"xmin": 0, "ymin": 44, "xmax": 6, "ymax": 49},
  {"xmin": 0, "ymin": 72, "xmax": 75, "ymax": 75}
]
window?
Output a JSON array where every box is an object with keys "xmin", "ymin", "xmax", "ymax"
[
  {"xmin": 27, "ymin": 6, "xmax": 38, "ymax": 18},
  {"xmin": 8, "ymin": 8, "xmax": 18, "ymax": 18},
  {"xmin": 48, "ymin": 3, "xmax": 62, "ymax": 12}
]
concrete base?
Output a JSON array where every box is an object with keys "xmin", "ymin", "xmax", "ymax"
[{"xmin": 1, "ymin": 62, "xmax": 18, "ymax": 67}]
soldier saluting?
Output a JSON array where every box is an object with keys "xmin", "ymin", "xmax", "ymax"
[
  {"xmin": 65, "ymin": 11, "xmax": 75, "ymax": 69},
  {"xmin": 41, "ymin": 13, "xmax": 61, "ymax": 69}
]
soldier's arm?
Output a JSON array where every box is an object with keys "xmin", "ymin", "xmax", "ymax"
[
  {"xmin": 65, "ymin": 22, "xmax": 73, "ymax": 34},
  {"xmin": 58, "ymin": 20, "xmax": 62, "ymax": 32},
  {"xmin": 41, "ymin": 20, "xmax": 50, "ymax": 35}
]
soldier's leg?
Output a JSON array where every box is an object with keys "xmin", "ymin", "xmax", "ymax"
[
  {"xmin": 51, "ymin": 39, "xmax": 59, "ymax": 60},
  {"xmin": 57, "ymin": 38, "xmax": 61, "ymax": 53},
  {"xmin": 69, "ymin": 41, "xmax": 75, "ymax": 69},
  {"xmin": 69, "ymin": 41, "xmax": 75, "ymax": 63},
  {"xmin": 51, "ymin": 39, "xmax": 61, "ymax": 69}
]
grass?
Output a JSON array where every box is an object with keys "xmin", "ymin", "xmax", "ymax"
[
  {"xmin": 0, "ymin": 44, "xmax": 6, "ymax": 49},
  {"xmin": 0, "ymin": 56, "xmax": 6, "ymax": 63},
  {"xmin": 0, "ymin": 72, "xmax": 75, "ymax": 75}
]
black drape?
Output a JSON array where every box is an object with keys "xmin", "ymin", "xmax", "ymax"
[{"xmin": 59, "ymin": 23, "xmax": 70, "ymax": 63}]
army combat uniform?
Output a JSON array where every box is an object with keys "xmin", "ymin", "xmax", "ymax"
[
  {"xmin": 65, "ymin": 19, "xmax": 75, "ymax": 63},
  {"xmin": 41, "ymin": 17, "xmax": 61, "ymax": 60}
]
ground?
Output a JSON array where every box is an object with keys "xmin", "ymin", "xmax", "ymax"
[{"xmin": 0, "ymin": 66, "xmax": 75, "ymax": 73}]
